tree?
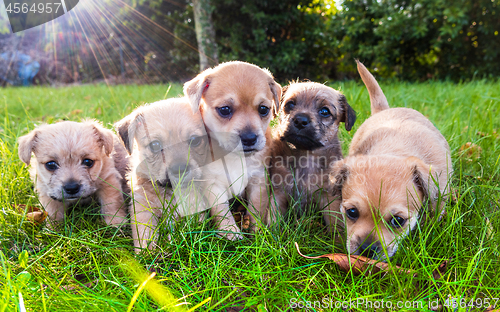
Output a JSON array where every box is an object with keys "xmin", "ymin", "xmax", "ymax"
[{"xmin": 193, "ymin": 0, "xmax": 218, "ymax": 70}]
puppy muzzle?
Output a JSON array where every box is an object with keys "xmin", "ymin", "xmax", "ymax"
[{"xmin": 282, "ymin": 113, "xmax": 323, "ymax": 150}]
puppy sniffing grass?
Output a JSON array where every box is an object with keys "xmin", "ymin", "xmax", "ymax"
[
  {"xmin": 269, "ymin": 82, "xmax": 356, "ymax": 229},
  {"xmin": 17, "ymin": 120, "xmax": 130, "ymax": 228},
  {"xmin": 330, "ymin": 61, "xmax": 453, "ymax": 259}
]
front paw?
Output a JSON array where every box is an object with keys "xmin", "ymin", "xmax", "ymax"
[{"xmin": 220, "ymin": 230, "xmax": 244, "ymax": 241}]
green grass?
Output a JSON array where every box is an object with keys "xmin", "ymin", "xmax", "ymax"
[{"xmin": 1, "ymin": 80, "xmax": 499, "ymax": 311}]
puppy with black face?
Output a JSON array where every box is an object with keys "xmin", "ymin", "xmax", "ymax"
[
  {"xmin": 184, "ymin": 61, "xmax": 282, "ymax": 230},
  {"xmin": 116, "ymin": 98, "xmax": 245, "ymax": 252},
  {"xmin": 17, "ymin": 120, "xmax": 129, "ymax": 228},
  {"xmin": 269, "ymin": 82, "xmax": 356, "ymax": 228}
]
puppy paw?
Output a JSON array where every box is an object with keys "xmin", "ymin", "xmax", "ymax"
[{"xmin": 221, "ymin": 231, "xmax": 244, "ymax": 241}]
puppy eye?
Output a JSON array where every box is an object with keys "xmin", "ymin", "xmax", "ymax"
[
  {"xmin": 149, "ymin": 140, "xmax": 163, "ymax": 153},
  {"xmin": 189, "ymin": 136, "xmax": 203, "ymax": 147},
  {"xmin": 390, "ymin": 216, "xmax": 406, "ymax": 228},
  {"xmin": 345, "ymin": 208, "xmax": 359, "ymax": 220},
  {"xmin": 258, "ymin": 105, "xmax": 270, "ymax": 117},
  {"xmin": 45, "ymin": 161, "xmax": 58, "ymax": 171},
  {"xmin": 284, "ymin": 101, "xmax": 295, "ymax": 113},
  {"xmin": 319, "ymin": 107, "xmax": 332, "ymax": 117},
  {"xmin": 82, "ymin": 159, "xmax": 94, "ymax": 168},
  {"xmin": 217, "ymin": 106, "xmax": 232, "ymax": 118}
]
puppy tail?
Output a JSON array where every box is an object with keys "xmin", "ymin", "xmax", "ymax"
[{"xmin": 356, "ymin": 60, "xmax": 389, "ymax": 114}]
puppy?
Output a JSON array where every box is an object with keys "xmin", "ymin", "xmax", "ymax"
[
  {"xmin": 115, "ymin": 98, "xmax": 247, "ymax": 251},
  {"xmin": 17, "ymin": 120, "xmax": 129, "ymax": 227},
  {"xmin": 330, "ymin": 61, "xmax": 452, "ymax": 259},
  {"xmin": 269, "ymin": 82, "xmax": 356, "ymax": 228},
  {"xmin": 183, "ymin": 61, "xmax": 282, "ymax": 229}
]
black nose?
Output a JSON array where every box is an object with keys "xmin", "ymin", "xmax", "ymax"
[
  {"xmin": 240, "ymin": 132, "xmax": 258, "ymax": 147},
  {"xmin": 359, "ymin": 242, "xmax": 378, "ymax": 258},
  {"xmin": 63, "ymin": 182, "xmax": 81, "ymax": 195},
  {"xmin": 293, "ymin": 113, "xmax": 311, "ymax": 130},
  {"xmin": 170, "ymin": 163, "xmax": 190, "ymax": 179}
]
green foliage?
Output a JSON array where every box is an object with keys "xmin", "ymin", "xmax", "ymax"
[
  {"xmin": 212, "ymin": 0, "xmax": 337, "ymax": 81},
  {"xmin": 333, "ymin": 0, "xmax": 500, "ymax": 80}
]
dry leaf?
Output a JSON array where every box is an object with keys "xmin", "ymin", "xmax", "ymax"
[
  {"xmin": 71, "ymin": 109, "xmax": 83, "ymax": 115},
  {"xmin": 295, "ymin": 242, "xmax": 449, "ymax": 278},
  {"xmin": 459, "ymin": 142, "xmax": 482, "ymax": 159},
  {"xmin": 242, "ymin": 215, "xmax": 250, "ymax": 231},
  {"xmin": 294, "ymin": 242, "xmax": 409, "ymax": 275},
  {"xmin": 96, "ymin": 107, "xmax": 102, "ymax": 115},
  {"xmin": 26, "ymin": 211, "xmax": 48, "ymax": 224},
  {"xmin": 84, "ymin": 95, "xmax": 91, "ymax": 100},
  {"xmin": 12, "ymin": 204, "xmax": 47, "ymax": 225}
]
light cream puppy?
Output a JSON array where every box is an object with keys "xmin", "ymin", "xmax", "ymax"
[
  {"xmin": 116, "ymin": 98, "xmax": 246, "ymax": 252},
  {"xmin": 18, "ymin": 120, "xmax": 129, "ymax": 227},
  {"xmin": 330, "ymin": 61, "xmax": 452, "ymax": 259},
  {"xmin": 184, "ymin": 61, "xmax": 282, "ymax": 229}
]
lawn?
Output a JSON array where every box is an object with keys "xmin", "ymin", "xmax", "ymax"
[{"xmin": 1, "ymin": 80, "xmax": 499, "ymax": 311}]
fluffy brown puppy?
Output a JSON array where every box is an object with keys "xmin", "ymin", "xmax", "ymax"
[
  {"xmin": 116, "ymin": 98, "xmax": 247, "ymax": 252},
  {"xmin": 183, "ymin": 61, "xmax": 282, "ymax": 229},
  {"xmin": 17, "ymin": 120, "xmax": 129, "ymax": 227},
  {"xmin": 269, "ymin": 82, "xmax": 356, "ymax": 228},
  {"xmin": 330, "ymin": 61, "xmax": 452, "ymax": 259}
]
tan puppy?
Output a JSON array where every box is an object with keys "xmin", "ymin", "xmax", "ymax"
[
  {"xmin": 116, "ymin": 98, "xmax": 247, "ymax": 251},
  {"xmin": 330, "ymin": 61, "xmax": 452, "ymax": 259},
  {"xmin": 17, "ymin": 120, "xmax": 129, "ymax": 227},
  {"xmin": 183, "ymin": 61, "xmax": 282, "ymax": 229},
  {"xmin": 269, "ymin": 82, "xmax": 356, "ymax": 228}
]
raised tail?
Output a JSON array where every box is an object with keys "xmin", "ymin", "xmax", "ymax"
[{"xmin": 356, "ymin": 60, "xmax": 389, "ymax": 115}]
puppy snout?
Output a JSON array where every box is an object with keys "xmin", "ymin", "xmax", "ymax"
[
  {"xmin": 359, "ymin": 242, "xmax": 379, "ymax": 258},
  {"xmin": 292, "ymin": 113, "xmax": 311, "ymax": 130},
  {"xmin": 169, "ymin": 163, "xmax": 192, "ymax": 180},
  {"xmin": 63, "ymin": 181, "xmax": 81, "ymax": 195},
  {"xmin": 240, "ymin": 132, "xmax": 258, "ymax": 147}
]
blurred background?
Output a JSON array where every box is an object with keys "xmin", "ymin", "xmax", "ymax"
[{"xmin": 0, "ymin": 0, "xmax": 499, "ymax": 86}]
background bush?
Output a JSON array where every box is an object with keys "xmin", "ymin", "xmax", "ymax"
[{"xmin": 1, "ymin": 0, "xmax": 499, "ymax": 83}]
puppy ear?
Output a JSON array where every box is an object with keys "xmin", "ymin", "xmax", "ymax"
[
  {"xmin": 114, "ymin": 113, "xmax": 138, "ymax": 155},
  {"xmin": 269, "ymin": 80, "xmax": 282, "ymax": 116},
  {"xmin": 338, "ymin": 94, "xmax": 357, "ymax": 131},
  {"xmin": 18, "ymin": 130, "xmax": 37, "ymax": 165},
  {"xmin": 408, "ymin": 157, "xmax": 438, "ymax": 208},
  {"xmin": 88, "ymin": 120, "xmax": 114, "ymax": 156},
  {"xmin": 330, "ymin": 161, "xmax": 349, "ymax": 197},
  {"xmin": 184, "ymin": 72, "xmax": 211, "ymax": 113}
]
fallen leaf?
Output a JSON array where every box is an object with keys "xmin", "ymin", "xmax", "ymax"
[
  {"xmin": 71, "ymin": 109, "xmax": 83, "ymax": 115},
  {"xmin": 459, "ymin": 142, "xmax": 482, "ymax": 159},
  {"xmin": 96, "ymin": 107, "xmax": 102, "ymax": 115},
  {"xmin": 12, "ymin": 204, "xmax": 47, "ymax": 225},
  {"xmin": 294, "ymin": 242, "xmax": 408, "ymax": 275},
  {"xmin": 242, "ymin": 215, "xmax": 250, "ymax": 231},
  {"xmin": 84, "ymin": 95, "xmax": 91, "ymax": 100},
  {"xmin": 60, "ymin": 279, "xmax": 99, "ymax": 293},
  {"xmin": 294, "ymin": 242, "xmax": 449, "ymax": 278},
  {"xmin": 26, "ymin": 211, "xmax": 48, "ymax": 224}
]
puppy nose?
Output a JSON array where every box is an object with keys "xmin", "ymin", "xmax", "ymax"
[
  {"xmin": 359, "ymin": 242, "xmax": 378, "ymax": 258},
  {"xmin": 293, "ymin": 113, "xmax": 311, "ymax": 129},
  {"xmin": 240, "ymin": 132, "xmax": 258, "ymax": 147},
  {"xmin": 170, "ymin": 164, "xmax": 190, "ymax": 179},
  {"xmin": 63, "ymin": 182, "xmax": 81, "ymax": 195}
]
